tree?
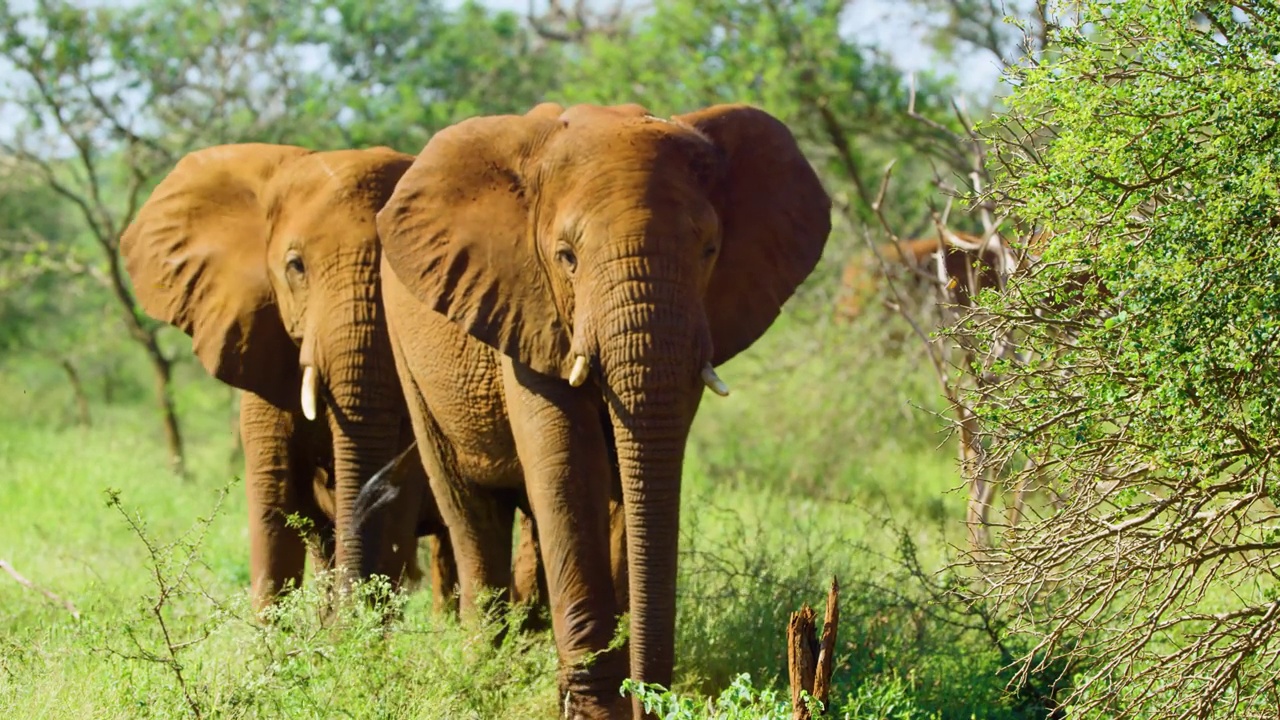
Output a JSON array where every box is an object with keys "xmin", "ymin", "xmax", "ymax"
[
  {"xmin": 286, "ymin": 0, "xmax": 567, "ymax": 152},
  {"xmin": 0, "ymin": 0, "xmax": 322, "ymax": 475},
  {"xmin": 907, "ymin": 0, "xmax": 1053, "ymax": 72},
  {"xmin": 963, "ymin": 2, "xmax": 1280, "ymax": 716}
]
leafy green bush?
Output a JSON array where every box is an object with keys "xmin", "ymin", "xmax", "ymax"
[
  {"xmin": 623, "ymin": 674, "xmax": 802, "ymax": 720},
  {"xmin": 965, "ymin": 1, "xmax": 1280, "ymax": 716}
]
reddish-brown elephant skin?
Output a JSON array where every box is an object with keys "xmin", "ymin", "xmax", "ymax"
[
  {"xmin": 377, "ymin": 103, "xmax": 832, "ymax": 718},
  {"xmin": 117, "ymin": 143, "xmax": 475, "ymax": 614}
]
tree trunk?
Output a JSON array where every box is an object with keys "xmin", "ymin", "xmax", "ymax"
[
  {"xmin": 102, "ymin": 358, "xmax": 118, "ymax": 404},
  {"xmin": 101, "ymin": 240, "xmax": 187, "ymax": 478},
  {"xmin": 787, "ymin": 606, "xmax": 817, "ymax": 720},
  {"xmin": 58, "ymin": 357, "xmax": 91, "ymax": 427},
  {"xmin": 142, "ymin": 332, "xmax": 186, "ymax": 479}
]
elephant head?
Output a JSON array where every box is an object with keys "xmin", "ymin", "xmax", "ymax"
[
  {"xmin": 120, "ymin": 143, "xmax": 414, "ymax": 590},
  {"xmin": 377, "ymin": 103, "xmax": 831, "ymax": 696}
]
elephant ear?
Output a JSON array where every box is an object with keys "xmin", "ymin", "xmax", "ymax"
[
  {"xmin": 674, "ymin": 104, "xmax": 832, "ymax": 366},
  {"xmin": 378, "ymin": 114, "xmax": 573, "ymax": 379},
  {"xmin": 120, "ymin": 143, "xmax": 312, "ymax": 410}
]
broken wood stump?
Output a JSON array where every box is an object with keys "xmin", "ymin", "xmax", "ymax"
[{"xmin": 787, "ymin": 576, "xmax": 839, "ymax": 720}]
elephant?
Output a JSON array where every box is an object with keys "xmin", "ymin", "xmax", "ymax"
[
  {"xmin": 372, "ymin": 102, "xmax": 831, "ymax": 718},
  {"xmin": 833, "ymin": 231, "xmax": 1011, "ymax": 323},
  {"xmin": 119, "ymin": 143, "xmax": 461, "ymax": 613}
]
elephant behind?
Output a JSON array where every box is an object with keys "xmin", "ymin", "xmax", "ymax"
[
  {"xmin": 376, "ymin": 102, "xmax": 831, "ymax": 718},
  {"xmin": 119, "ymin": 144, "xmax": 457, "ymax": 612}
]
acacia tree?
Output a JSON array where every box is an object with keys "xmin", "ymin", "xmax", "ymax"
[
  {"xmin": 961, "ymin": 1, "xmax": 1280, "ymax": 716},
  {"xmin": 0, "ymin": 0, "xmax": 322, "ymax": 475},
  {"xmin": 908, "ymin": 0, "xmax": 1054, "ymax": 69}
]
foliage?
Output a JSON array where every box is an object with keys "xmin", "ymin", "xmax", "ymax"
[
  {"xmin": 905, "ymin": 0, "xmax": 1050, "ymax": 70},
  {"xmin": 0, "ymin": 173, "xmax": 76, "ymax": 352},
  {"xmin": 286, "ymin": 0, "xmax": 564, "ymax": 152},
  {"xmin": 963, "ymin": 1, "xmax": 1280, "ymax": 717},
  {"xmin": 622, "ymin": 674, "xmax": 824, "ymax": 719}
]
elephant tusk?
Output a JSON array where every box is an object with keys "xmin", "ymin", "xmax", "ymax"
[
  {"xmin": 701, "ymin": 363, "xmax": 730, "ymax": 397},
  {"xmin": 300, "ymin": 365, "xmax": 319, "ymax": 420},
  {"xmin": 568, "ymin": 355, "xmax": 590, "ymax": 387}
]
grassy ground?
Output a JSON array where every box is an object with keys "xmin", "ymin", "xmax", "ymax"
[{"xmin": 0, "ymin": 312, "xmax": 1056, "ymax": 719}]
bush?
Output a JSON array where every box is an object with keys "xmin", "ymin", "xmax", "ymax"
[{"xmin": 964, "ymin": 2, "xmax": 1280, "ymax": 716}]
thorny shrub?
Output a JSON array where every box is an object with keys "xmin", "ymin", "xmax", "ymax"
[{"xmin": 956, "ymin": 2, "xmax": 1280, "ymax": 717}]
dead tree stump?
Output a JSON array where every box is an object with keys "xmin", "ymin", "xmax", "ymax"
[{"xmin": 787, "ymin": 576, "xmax": 840, "ymax": 719}]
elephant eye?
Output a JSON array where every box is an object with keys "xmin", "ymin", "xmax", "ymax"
[
  {"xmin": 285, "ymin": 251, "xmax": 306, "ymax": 278},
  {"xmin": 555, "ymin": 246, "xmax": 578, "ymax": 275},
  {"xmin": 702, "ymin": 243, "xmax": 718, "ymax": 261}
]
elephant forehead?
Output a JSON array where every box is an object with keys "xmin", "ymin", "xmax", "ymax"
[
  {"xmin": 542, "ymin": 120, "xmax": 716, "ymax": 180},
  {"xmin": 269, "ymin": 185, "xmax": 376, "ymax": 229},
  {"xmin": 265, "ymin": 150, "xmax": 410, "ymax": 216}
]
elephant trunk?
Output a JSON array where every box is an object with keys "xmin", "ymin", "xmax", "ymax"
[
  {"xmin": 323, "ymin": 295, "xmax": 402, "ymax": 593},
  {"xmin": 597, "ymin": 277, "xmax": 706, "ymax": 707}
]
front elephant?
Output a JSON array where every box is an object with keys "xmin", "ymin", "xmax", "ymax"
[
  {"xmin": 378, "ymin": 103, "xmax": 831, "ymax": 717},
  {"xmin": 119, "ymin": 144, "xmax": 453, "ymax": 611}
]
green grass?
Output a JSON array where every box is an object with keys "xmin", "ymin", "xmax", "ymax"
[{"xmin": 0, "ymin": 312, "xmax": 1057, "ymax": 719}]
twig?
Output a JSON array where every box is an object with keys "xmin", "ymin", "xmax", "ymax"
[{"xmin": 0, "ymin": 558, "xmax": 81, "ymax": 620}]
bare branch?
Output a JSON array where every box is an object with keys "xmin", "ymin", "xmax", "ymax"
[
  {"xmin": 527, "ymin": 0, "xmax": 628, "ymax": 42},
  {"xmin": 0, "ymin": 559, "xmax": 81, "ymax": 619}
]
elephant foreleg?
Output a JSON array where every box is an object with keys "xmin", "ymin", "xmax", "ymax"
[
  {"xmin": 397, "ymin": 371, "xmax": 516, "ymax": 621},
  {"xmin": 239, "ymin": 392, "xmax": 310, "ymax": 616},
  {"xmin": 503, "ymin": 360, "xmax": 628, "ymax": 719},
  {"xmin": 608, "ymin": 496, "xmax": 628, "ymax": 615},
  {"xmin": 511, "ymin": 508, "xmax": 541, "ymax": 606},
  {"xmin": 449, "ymin": 492, "xmax": 517, "ymax": 621}
]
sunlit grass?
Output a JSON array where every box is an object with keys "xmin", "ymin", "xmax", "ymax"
[{"xmin": 0, "ymin": 313, "xmax": 1051, "ymax": 719}]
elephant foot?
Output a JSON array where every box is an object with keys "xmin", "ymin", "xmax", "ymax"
[
  {"xmin": 560, "ymin": 689, "xmax": 631, "ymax": 720},
  {"xmin": 558, "ymin": 651, "xmax": 630, "ymax": 720}
]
